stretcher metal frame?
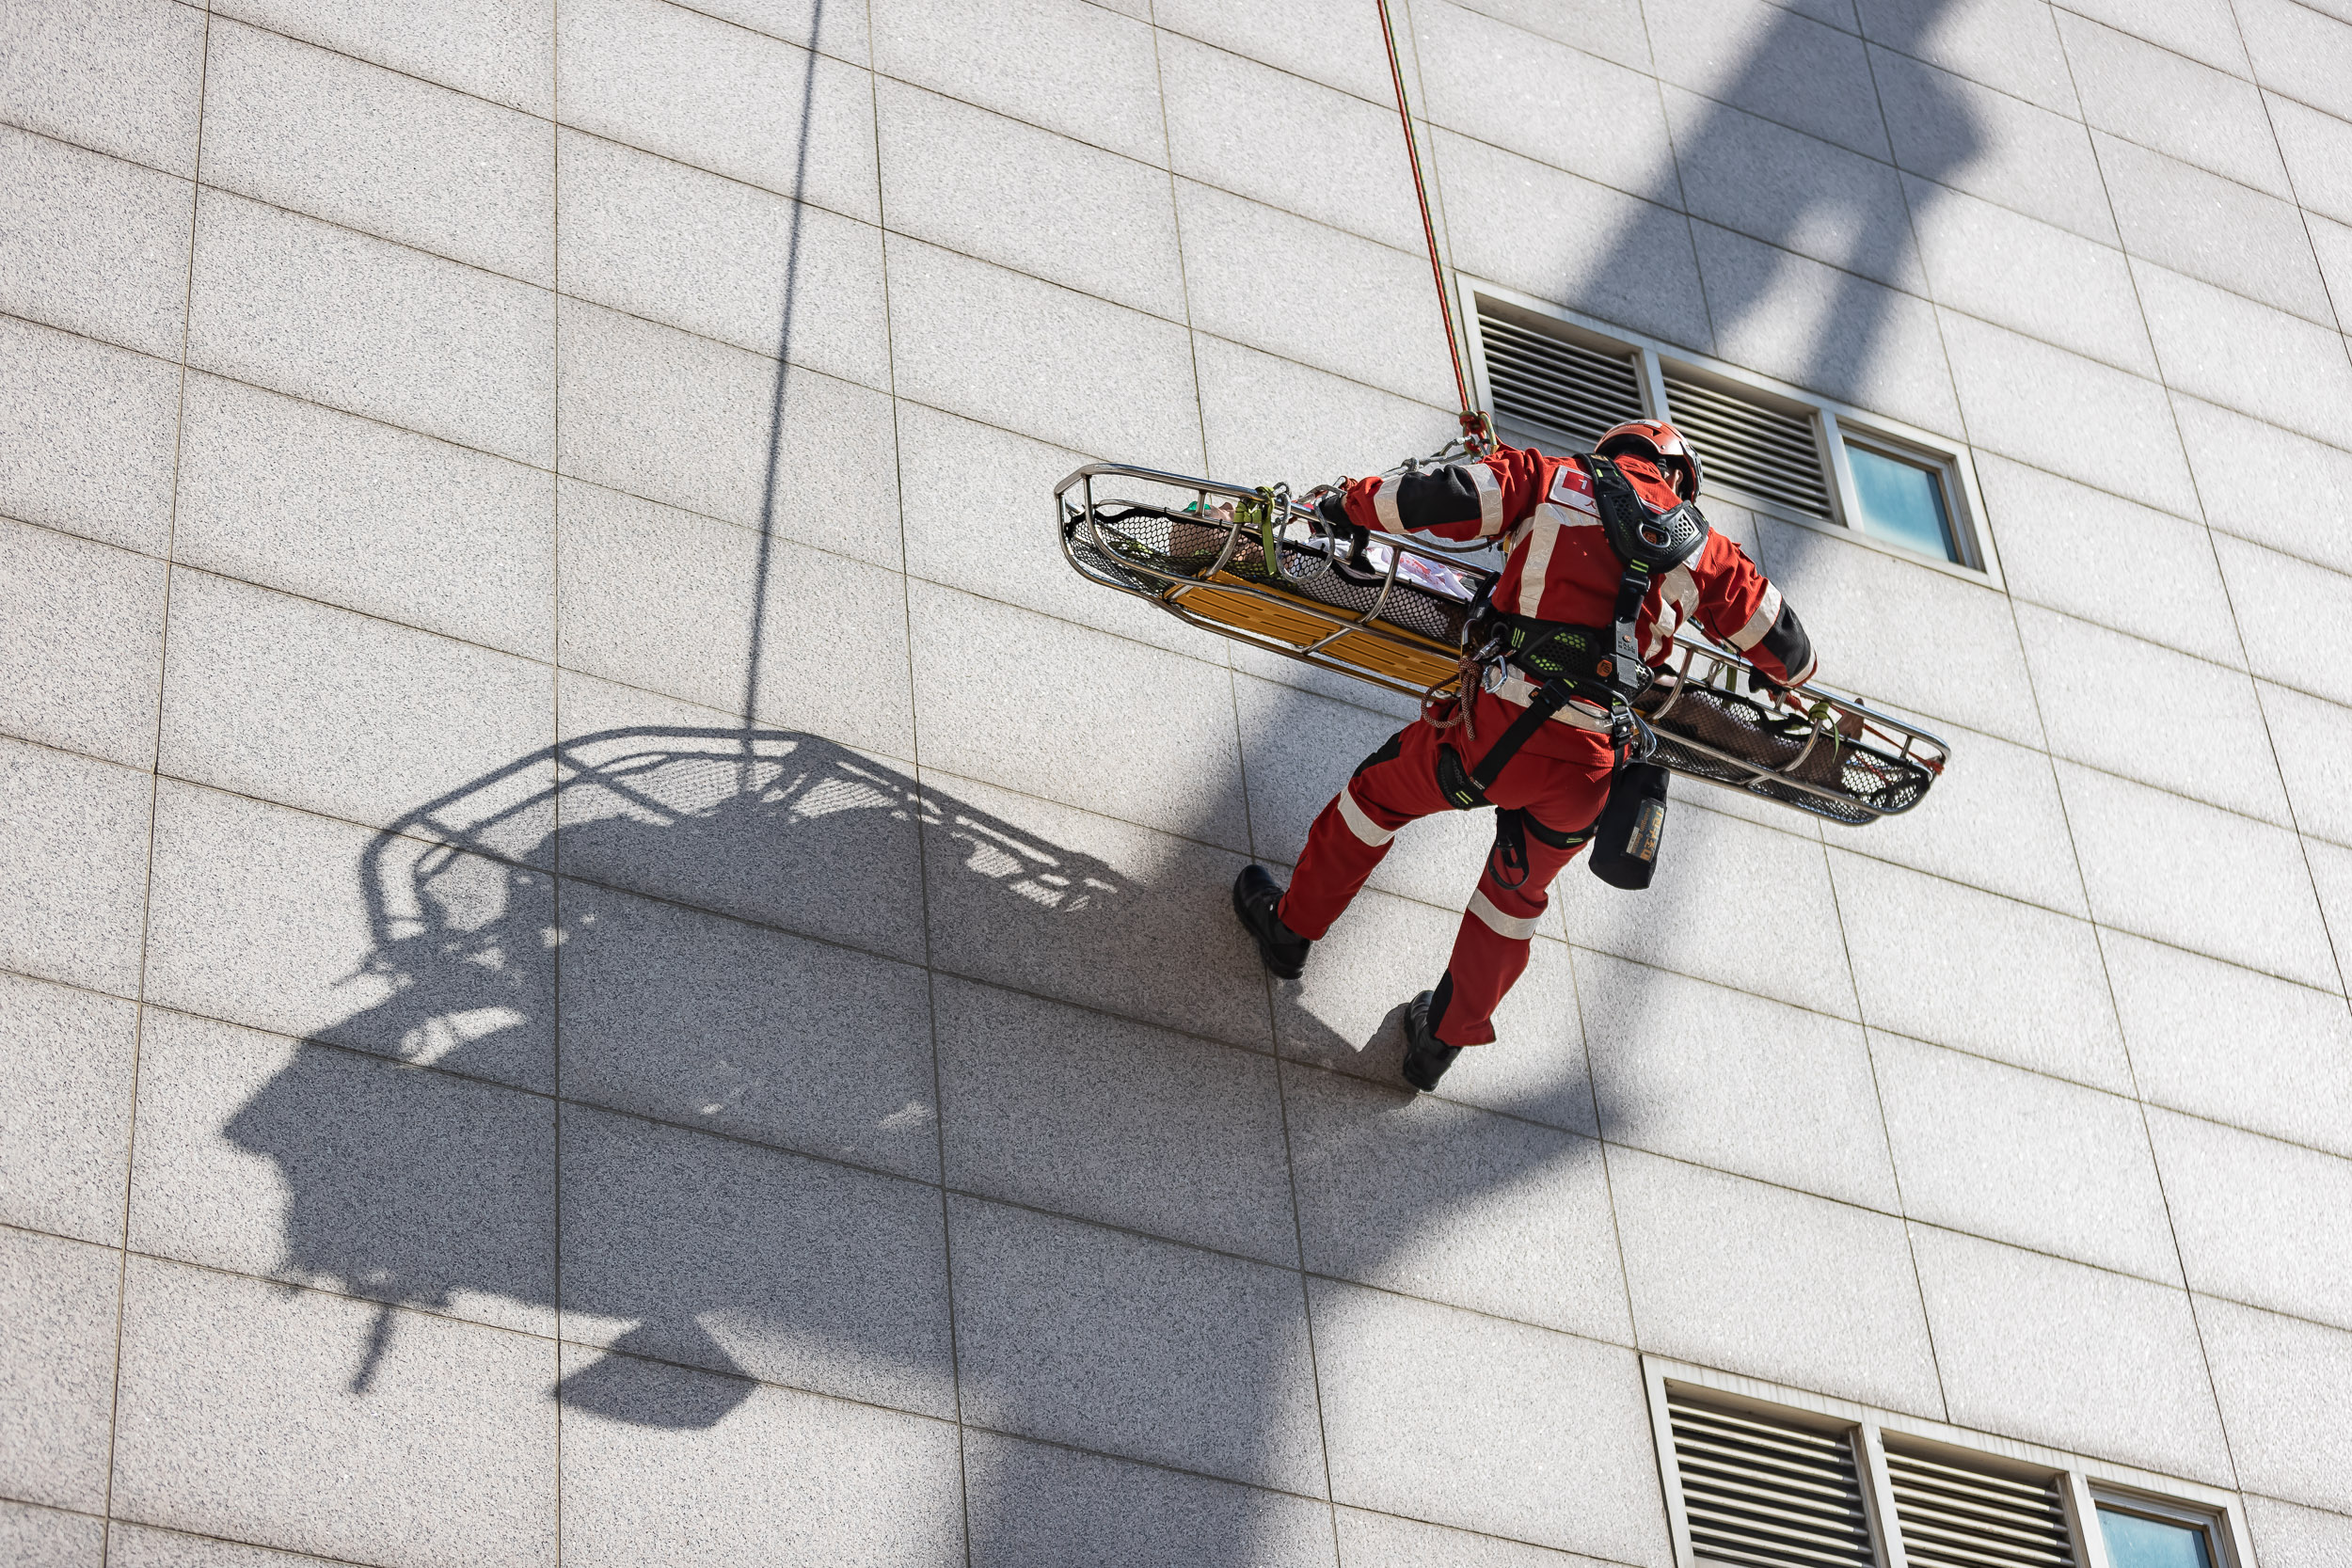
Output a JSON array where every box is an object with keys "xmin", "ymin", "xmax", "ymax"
[{"xmin": 1057, "ymin": 460, "xmax": 1951, "ymax": 824}]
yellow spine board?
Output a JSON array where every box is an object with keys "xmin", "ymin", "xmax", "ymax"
[{"xmin": 1171, "ymin": 572, "xmax": 1461, "ymax": 689}]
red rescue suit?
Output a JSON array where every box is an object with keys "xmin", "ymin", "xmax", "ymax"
[{"xmin": 1276, "ymin": 442, "xmax": 1818, "ymax": 1048}]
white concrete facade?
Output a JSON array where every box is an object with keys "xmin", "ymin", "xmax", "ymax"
[{"xmin": 4, "ymin": 0, "xmax": 2352, "ymax": 1561}]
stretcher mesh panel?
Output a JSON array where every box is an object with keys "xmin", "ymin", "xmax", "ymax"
[
  {"xmin": 1635, "ymin": 676, "xmax": 1931, "ymax": 825},
  {"xmin": 1064, "ymin": 497, "xmax": 1939, "ymax": 825},
  {"xmin": 1068, "ymin": 502, "xmax": 1472, "ymax": 646}
]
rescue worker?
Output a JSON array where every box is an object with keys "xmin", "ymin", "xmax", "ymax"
[{"xmin": 1232, "ymin": 421, "xmax": 1819, "ymax": 1091}]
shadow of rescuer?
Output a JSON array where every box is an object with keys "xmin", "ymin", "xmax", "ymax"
[{"xmin": 1234, "ymin": 421, "xmax": 1820, "ymax": 1091}]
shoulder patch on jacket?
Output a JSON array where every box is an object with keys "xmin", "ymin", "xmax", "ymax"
[{"xmin": 1547, "ymin": 462, "xmax": 1600, "ymax": 516}]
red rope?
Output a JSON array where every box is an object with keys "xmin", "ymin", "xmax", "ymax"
[{"xmin": 1375, "ymin": 0, "xmax": 1486, "ymax": 449}]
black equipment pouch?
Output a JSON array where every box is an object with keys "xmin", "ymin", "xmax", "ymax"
[{"xmin": 1587, "ymin": 763, "xmax": 1671, "ymax": 890}]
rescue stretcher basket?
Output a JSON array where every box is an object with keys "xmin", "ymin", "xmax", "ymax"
[{"xmin": 1056, "ymin": 461, "xmax": 1950, "ymax": 828}]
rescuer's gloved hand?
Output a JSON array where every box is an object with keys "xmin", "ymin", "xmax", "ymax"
[
  {"xmin": 1746, "ymin": 666, "xmax": 1789, "ymax": 698},
  {"xmin": 1314, "ymin": 491, "xmax": 1371, "ymax": 559}
]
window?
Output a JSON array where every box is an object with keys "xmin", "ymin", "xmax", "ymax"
[
  {"xmin": 2099, "ymin": 1503, "xmax": 2218, "ymax": 1568},
  {"xmin": 1647, "ymin": 1364, "xmax": 2241, "ymax": 1568},
  {"xmin": 1469, "ymin": 293, "xmax": 1989, "ymax": 578},
  {"xmin": 1843, "ymin": 441, "xmax": 1956, "ymax": 561}
]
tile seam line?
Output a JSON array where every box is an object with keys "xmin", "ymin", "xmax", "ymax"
[
  {"xmin": 0, "ymin": 1479, "xmax": 1729, "ymax": 1568},
  {"xmin": 12, "ymin": 20, "xmax": 2088, "ymax": 263},
  {"xmin": 2056, "ymin": 22, "xmax": 2262, "ymax": 1500},
  {"xmin": 32, "ymin": 1157, "xmax": 2352, "ymax": 1358},
  {"xmin": 82, "ymin": 529, "xmax": 2082, "ymax": 842},
  {"xmin": 95, "ymin": 8, "xmax": 213, "ymax": 1560},
  {"xmin": 41, "ymin": 1180, "xmax": 2313, "ymax": 1408},
  {"xmin": 2204, "ymin": 0, "xmax": 2352, "ymax": 1006},
  {"xmin": 73, "ymin": 1512, "xmax": 389, "ymax": 1568},
  {"xmin": 199, "ymin": 0, "xmax": 871, "ymax": 112},
  {"xmin": 2087, "ymin": 281, "xmax": 2352, "ymax": 986},
  {"xmin": 161, "ymin": 160, "xmax": 1143, "ymax": 349},
  {"xmin": 173, "ymin": 0, "xmax": 1471, "ymax": 226},
  {"xmin": 40, "ymin": 64, "xmax": 2352, "ymax": 340},
  {"xmin": 545, "ymin": 1, "xmax": 563, "ymax": 1558},
  {"xmin": 88, "ymin": 981, "xmax": 2330, "ymax": 1323},
  {"xmin": 158, "ymin": 34, "xmax": 1545, "ymax": 287},
  {"xmin": 1629, "ymin": 0, "xmax": 1721, "ymax": 356},
  {"xmin": 0, "ymin": 1488, "xmax": 1717, "ymax": 1568},
  {"xmin": 107, "ymin": 968, "xmax": 1615, "ymax": 1196},
  {"xmin": 1146, "ymin": 0, "xmax": 1341, "ymax": 1538},
  {"xmin": 64, "ymin": 215, "xmax": 2352, "ymax": 517},
  {"xmin": 112, "ymin": 547, "xmax": 1447, "ymax": 775},
  {"xmin": 1851, "ymin": 1013, "xmax": 2352, "ymax": 1165},
  {"xmin": 2045, "ymin": 0, "xmax": 2343, "ymax": 94},
  {"xmin": 24, "ymin": 79, "xmax": 2229, "ymax": 354},
  {"xmin": 119, "ymin": 748, "xmax": 1504, "ymax": 949},
  {"xmin": 44, "ymin": 874, "xmax": 2352, "ymax": 1164},
  {"xmin": 859, "ymin": 24, "xmax": 978, "ymax": 1566},
  {"xmin": 0, "ymin": 276, "xmax": 1462, "ymax": 495},
  {"xmin": 37, "ymin": 711, "xmax": 2339, "ymax": 1002},
  {"xmin": 19, "ymin": 1209, "xmax": 1679, "ymax": 1415},
  {"xmin": 18, "ymin": 1193, "xmax": 1682, "ymax": 1411},
  {"xmin": 29, "ymin": 706, "xmax": 2226, "ymax": 1005},
  {"xmin": 2221, "ymin": 0, "xmax": 2352, "ymax": 352},
  {"xmin": 1803, "ymin": 44, "xmax": 1954, "ymax": 1366},
  {"xmin": 40, "ymin": 231, "xmax": 2352, "ymax": 495}
]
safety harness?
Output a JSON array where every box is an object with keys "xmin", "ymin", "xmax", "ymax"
[{"xmin": 1433, "ymin": 454, "xmax": 1710, "ymax": 814}]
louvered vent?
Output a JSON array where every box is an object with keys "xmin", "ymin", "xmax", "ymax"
[
  {"xmin": 1885, "ymin": 1448, "xmax": 2075, "ymax": 1568},
  {"xmin": 1479, "ymin": 306, "xmax": 1645, "ymax": 452},
  {"xmin": 1668, "ymin": 1391, "xmax": 1879, "ymax": 1568},
  {"xmin": 1659, "ymin": 366, "xmax": 1832, "ymax": 520}
]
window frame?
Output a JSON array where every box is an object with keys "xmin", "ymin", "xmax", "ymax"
[
  {"xmin": 1644, "ymin": 1357, "xmax": 2246, "ymax": 1568},
  {"xmin": 1462, "ymin": 282, "xmax": 2004, "ymax": 591},
  {"xmin": 2090, "ymin": 1487, "xmax": 2237, "ymax": 1568}
]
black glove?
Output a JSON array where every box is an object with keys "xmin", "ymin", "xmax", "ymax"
[
  {"xmin": 1746, "ymin": 666, "xmax": 1788, "ymax": 697},
  {"xmin": 1314, "ymin": 490, "xmax": 1370, "ymax": 554}
]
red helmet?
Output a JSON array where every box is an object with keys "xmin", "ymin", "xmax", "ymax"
[{"xmin": 1596, "ymin": 420, "xmax": 1704, "ymax": 502}]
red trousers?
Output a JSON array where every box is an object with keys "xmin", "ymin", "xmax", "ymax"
[{"xmin": 1276, "ymin": 693, "xmax": 1615, "ymax": 1047}]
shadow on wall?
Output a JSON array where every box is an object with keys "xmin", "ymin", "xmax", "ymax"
[
  {"xmin": 215, "ymin": 721, "xmax": 1626, "ymax": 1560},
  {"xmin": 1577, "ymin": 0, "xmax": 1980, "ymax": 440},
  {"xmin": 222, "ymin": 726, "xmax": 1138, "ymax": 1433},
  {"xmin": 200, "ymin": 0, "xmax": 1758, "ymax": 1550}
]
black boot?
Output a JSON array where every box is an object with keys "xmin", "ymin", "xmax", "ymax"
[
  {"xmin": 1232, "ymin": 865, "xmax": 1311, "ymax": 978},
  {"xmin": 1401, "ymin": 989, "xmax": 1462, "ymax": 1092}
]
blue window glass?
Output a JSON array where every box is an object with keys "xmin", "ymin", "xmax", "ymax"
[
  {"xmin": 2099, "ymin": 1508, "xmax": 2215, "ymax": 1568},
  {"xmin": 1845, "ymin": 443, "xmax": 1955, "ymax": 561}
]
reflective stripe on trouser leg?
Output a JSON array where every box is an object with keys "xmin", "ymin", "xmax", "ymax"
[
  {"xmin": 1430, "ymin": 827, "xmax": 1588, "ymax": 1047},
  {"xmin": 1278, "ymin": 726, "xmax": 1451, "ymax": 941}
]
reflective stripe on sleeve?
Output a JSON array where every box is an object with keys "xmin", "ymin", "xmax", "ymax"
[
  {"xmin": 1727, "ymin": 582, "xmax": 1782, "ymax": 652},
  {"xmin": 1372, "ymin": 477, "xmax": 1406, "ymax": 534},
  {"xmin": 1336, "ymin": 784, "xmax": 1400, "ymax": 846},
  {"xmin": 1470, "ymin": 464, "xmax": 1504, "ymax": 538},
  {"xmin": 1514, "ymin": 507, "xmax": 1561, "ymax": 615},
  {"xmin": 1467, "ymin": 889, "xmax": 1541, "ymax": 941},
  {"xmin": 1651, "ymin": 563, "xmax": 1697, "ymax": 657}
]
